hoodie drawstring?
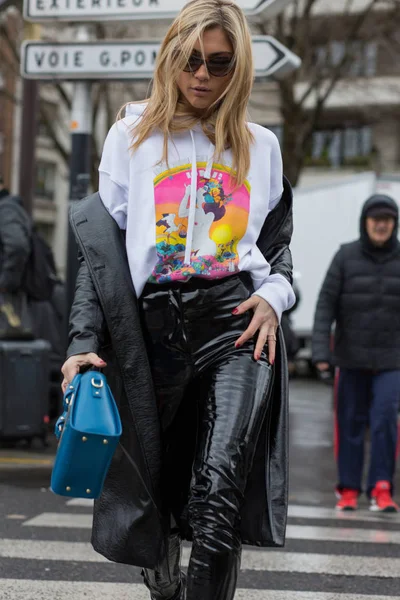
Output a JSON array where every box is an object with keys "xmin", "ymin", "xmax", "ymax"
[
  {"xmin": 204, "ymin": 143, "xmax": 214, "ymax": 179},
  {"xmin": 184, "ymin": 131, "xmax": 198, "ymax": 265},
  {"xmin": 184, "ymin": 131, "xmax": 214, "ymax": 265}
]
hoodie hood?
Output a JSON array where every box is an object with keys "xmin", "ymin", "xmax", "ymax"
[
  {"xmin": 360, "ymin": 194, "xmax": 399, "ymax": 254},
  {"xmin": 125, "ymin": 103, "xmax": 147, "ymax": 118},
  {"xmin": 124, "ymin": 103, "xmax": 215, "ymax": 266}
]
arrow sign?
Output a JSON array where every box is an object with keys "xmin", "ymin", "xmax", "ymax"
[
  {"xmin": 21, "ymin": 36, "xmax": 301, "ymax": 81},
  {"xmin": 253, "ymin": 36, "xmax": 301, "ymax": 80},
  {"xmin": 23, "ymin": 0, "xmax": 293, "ymax": 22}
]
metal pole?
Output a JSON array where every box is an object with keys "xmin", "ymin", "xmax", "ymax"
[
  {"xmin": 65, "ymin": 27, "xmax": 92, "ymax": 337},
  {"xmin": 18, "ymin": 79, "xmax": 38, "ymax": 215},
  {"xmin": 18, "ymin": 23, "xmax": 41, "ymax": 215}
]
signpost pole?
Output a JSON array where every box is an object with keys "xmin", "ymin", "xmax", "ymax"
[
  {"xmin": 18, "ymin": 22, "xmax": 41, "ymax": 216},
  {"xmin": 65, "ymin": 26, "xmax": 93, "ymax": 334}
]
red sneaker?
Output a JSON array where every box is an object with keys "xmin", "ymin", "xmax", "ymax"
[
  {"xmin": 370, "ymin": 481, "xmax": 399, "ymax": 513},
  {"xmin": 336, "ymin": 488, "xmax": 358, "ymax": 511}
]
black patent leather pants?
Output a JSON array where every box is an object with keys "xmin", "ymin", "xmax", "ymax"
[{"xmin": 139, "ymin": 274, "xmax": 273, "ymax": 600}]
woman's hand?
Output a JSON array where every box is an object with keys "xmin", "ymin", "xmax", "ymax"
[
  {"xmin": 61, "ymin": 353, "xmax": 107, "ymax": 393},
  {"xmin": 233, "ymin": 296, "xmax": 278, "ymax": 364}
]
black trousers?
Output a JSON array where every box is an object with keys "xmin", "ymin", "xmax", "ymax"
[{"xmin": 139, "ymin": 274, "xmax": 273, "ymax": 600}]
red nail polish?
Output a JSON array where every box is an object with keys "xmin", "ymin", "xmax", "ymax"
[
  {"xmin": 235, "ymin": 342, "xmax": 241, "ymax": 348},
  {"xmin": 232, "ymin": 308, "xmax": 239, "ymax": 315},
  {"xmin": 255, "ymin": 354, "xmax": 260, "ymax": 361},
  {"xmin": 271, "ymin": 359, "xmax": 275, "ymax": 366}
]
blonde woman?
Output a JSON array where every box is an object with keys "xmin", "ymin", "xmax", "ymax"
[{"xmin": 62, "ymin": 0, "xmax": 295, "ymax": 597}]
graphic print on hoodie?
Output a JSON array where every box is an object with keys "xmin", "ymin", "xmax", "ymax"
[
  {"xmin": 98, "ymin": 103, "xmax": 296, "ymax": 321},
  {"xmin": 150, "ymin": 160, "xmax": 250, "ymax": 283}
]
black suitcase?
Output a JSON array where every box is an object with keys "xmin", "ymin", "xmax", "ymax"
[{"xmin": 0, "ymin": 339, "xmax": 51, "ymax": 442}]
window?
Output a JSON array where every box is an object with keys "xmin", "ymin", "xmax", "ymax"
[
  {"xmin": 315, "ymin": 41, "xmax": 377, "ymax": 77},
  {"xmin": 35, "ymin": 161, "xmax": 56, "ymax": 200},
  {"xmin": 308, "ymin": 126, "xmax": 373, "ymax": 168}
]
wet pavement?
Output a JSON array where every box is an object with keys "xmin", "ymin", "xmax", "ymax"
[{"xmin": 1, "ymin": 378, "xmax": 400, "ymax": 599}]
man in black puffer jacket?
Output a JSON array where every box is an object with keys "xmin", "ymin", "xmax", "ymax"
[{"xmin": 313, "ymin": 194, "xmax": 400, "ymax": 513}]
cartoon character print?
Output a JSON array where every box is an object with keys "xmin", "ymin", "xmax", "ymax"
[{"xmin": 149, "ymin": 162, "xmax": 250, "ymax": 283}]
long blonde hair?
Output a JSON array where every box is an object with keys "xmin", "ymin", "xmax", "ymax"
[{"xmin": 122, "ymin": 0, "xmax": 254, "ymax": 187}]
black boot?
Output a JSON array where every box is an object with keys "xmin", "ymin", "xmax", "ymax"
[
  {"xmin": 141, "ymin": 530, "xmax": 183, "ymax": 600},
  {"xmin": 169, "ymin": 573, "xmax": 186, "ymax": 600},
  {"xmin": 142, "ymin": 570, "xmax": 185, "ymax": 600}
]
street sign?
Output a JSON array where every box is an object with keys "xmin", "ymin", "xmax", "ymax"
[
  {"xmin": 21, "ymin": 36, "xmax": 301, "ymax": 80},
  {"xmin": 22, "ymin": 41, "xmax": 160, "ymax": 80},
  {"xmin": 254, "ymin": 35, "xmax": 301, "ymax": 80},
  {"xmin": 23, "ymin": 0, "xmax": 293, "ymax": 22}
]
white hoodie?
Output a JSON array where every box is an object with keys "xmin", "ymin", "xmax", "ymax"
[{"xmin": 98, "ymin": 104, "xmax": 295, "ymax": 321}]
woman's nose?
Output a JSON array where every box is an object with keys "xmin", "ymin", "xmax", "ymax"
[{"xmin": 195, "ymin": 63, "xmax": 210, "ymax": 80}]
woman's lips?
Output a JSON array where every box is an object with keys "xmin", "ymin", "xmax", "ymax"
[{"xmin": 191, "ymin": 87, "xmax": 211, "ymax": 96}]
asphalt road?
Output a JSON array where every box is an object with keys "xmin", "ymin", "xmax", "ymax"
[{"xmin": 1, "ymin": 378, "xmax": 400, "ymax": 599}]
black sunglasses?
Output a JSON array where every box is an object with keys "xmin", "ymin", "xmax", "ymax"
[{"xmin": 183, "ymin": 52, "xmax": 234, "ymax": 78}]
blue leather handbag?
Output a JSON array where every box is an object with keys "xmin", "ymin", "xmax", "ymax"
[{"xmin": 50, "ymin": 370, "xmax": 122, "ymax": 499}]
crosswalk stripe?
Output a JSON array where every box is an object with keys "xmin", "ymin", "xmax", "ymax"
[
  {"xmin": 0, "ymin": 539, "xmax": 107, "ymax": 562},
  {"xmin": 22, "ymin": 513, "xmax": 400, "ymax": 544},
  {"xmin": 243, "ymin": 551, "xmax": 400, "ymax": 577},
  {"xmin": 23, "ymin": 513, "xmax": 91, "ymax": 529},
  {"xmin": 66, "ymin": 499, "xmax": 94, "ymax": 508},
  {"xmin": 1, "ymin": 581, "xmax": 399, "ymax": 600},
  {"xmin": 286, "ymin": 524, "xmax": 400, "ymax": 544},
  {"xmin": 288, "ymin": 504, "xmax": 400, "ymax": 524},
  {"xmin": 1, "ymin": 538, "xmax": 400, "ymax": 577},
  {"xmin": 64, "ymin": 500, "xmax": 400, "ymax": 526}
]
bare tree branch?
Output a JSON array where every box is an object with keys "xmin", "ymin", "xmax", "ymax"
[
  {"xmin": 292, "ymin": 0, "xmax": 319, "ymax": 57},
  {"xmin": 289, "ymin": 0, "xmax": 300, "ymax": 41},
  {"xmin": 105, "ymin": 84, "xmax": 114, "ymax": 131},
  {"xmin": 314, "ymin": 1, "xmax": 378, "ymax": 108},
  {"xmin": 0, "ymin": 87, "xmax": 19, "ymax": 104},
  {"xmin": 273, "ymin": 0, "xmax": 400, "ymax": 185},
  {"xmin": 298, "ymin": 0, "xmax": 379, "ymax": 108},
  {"xmin": 0, "ymin": 21, "xmax": 20, "ymax": 64},
  {"xmin": 0, "ymin": 48, "xmax": 19, "ymax": 76},
  {"xmin": 54, "ymin": 83, "xmax": 72, "ymax": 111},
  {"xmin": 91, "ymin": 83, "xmax": 103, "ymax": 163},
  {"xmin": 39, "ymin": 103, "xmax": 69, "ymax": 167}
]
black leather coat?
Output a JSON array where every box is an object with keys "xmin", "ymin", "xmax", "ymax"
[{"xmin": 67, "ymin": 177, "xmax": 293, "ymax": 569}]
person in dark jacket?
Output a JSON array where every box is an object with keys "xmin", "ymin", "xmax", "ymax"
[
  {"xmin": 61, "ymin": 2, "xmax": 294, "ymax": 599},
  {"xmin": 0, "ymin": 175, "xmax": 31, "ymax": 293},
  {"xmin": 313, "ymin": 193, "xmax": 400, "ymax": 512}
]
